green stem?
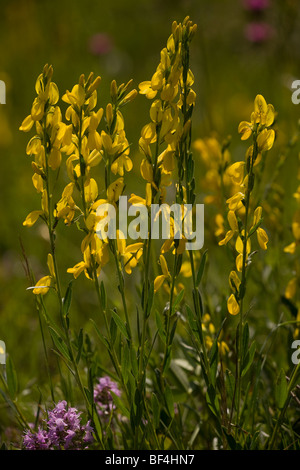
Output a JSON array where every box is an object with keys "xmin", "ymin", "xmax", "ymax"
[
  {"xmin": 112, "ymin": 242, "xmax": 132, "ymax": 341},
  {"xmin": 234, "ymin": 137, "xmax": 256, "ymax": 435},
  {"xmin": 161, "ymin": 251, "xmax": 178, "ymax": 373}
]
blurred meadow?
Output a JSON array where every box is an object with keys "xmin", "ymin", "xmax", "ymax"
[{"xmin": 1, "ymin": 0, "xmax": 300, "ymax": 450}]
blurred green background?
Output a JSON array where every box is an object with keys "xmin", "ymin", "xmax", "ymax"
[{"xmin": 0, "ymin": 0, "xmax": 300, "ymax": 391}]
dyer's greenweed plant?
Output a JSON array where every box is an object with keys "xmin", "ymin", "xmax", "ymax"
[{"xmin": 1, "ymin": 17, "xmax": 299, "ymax": 451}]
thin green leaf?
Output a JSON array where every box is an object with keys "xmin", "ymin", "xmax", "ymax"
[
  {"xmin": 275, "ymin": 368, "xmax": 288, "ymax": 409},
  {"xmin": 110, "ymin": 309, "xmax": 129, "ymax": 340},
  {"xmin": 196, "ymin": 250, "xmax": 208, "ymax": 286}
]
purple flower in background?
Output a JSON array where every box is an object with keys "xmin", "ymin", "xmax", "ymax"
[
  {"xmin": 244, "ymin": 22, "xmax": 273, "ymax": 43},
  {"xmin": 243, "ymin": 0, "xmax": 270, "ymax": 11},
  {"xmin": 88, "ymin": 33, "xmax": 113, "ymax": 56},
  {"xmin": 94, "ymin": 376, "xmax": 121, "ymax": 417},
  {"xmin": 23, "ymin": 401, "xmax": 94, "ymax": 450},
  {"xmin": 23, "ymin": 427, "xmax": 50, "ymax": 450}
]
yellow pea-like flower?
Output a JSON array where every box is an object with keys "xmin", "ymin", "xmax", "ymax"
[
  {"xmin": 257, "ymin": 128, "xmax": 275, "ymax": 152},
  {"xmin": 226, "ymin": 192, "xmax": 244, "ymax": 211},
  {"xmin": 228, "ymin": 210, "xmax": 239, "ymax": 232},
  {"xmin": 227, "ymin": 293, "xmax": 240, "ymax": 316},
  {"xmin": 32, "ymin": 275, "xmax": 52, "ymax": 295},
  {"xmin": 285, "ymin": 277, "xmax": 297, "ymax": 300},
  {"xmin": 229, "ymin": 270, "xmax": 241, "ymax": 292},
  {"xmin": 236, "ymin": 253, "xmax": 243, "ymax": 272},
  {"xmin": 284, "ymin": 242, "xmax": 297, "ymax": 254},
  {"xmin": 67, "ymin": 261, "xmax": 87, "ymax": 280},
  {"xmin": 215, "ymin": 214, "xmax": 225, "ymax": 238},
  {"xmin": 23, "ymin": 210, "xmax": 44, "ymax": 227},
  {"xmin": 235, "ymin": 234, "xmax": 251, "ymax": 255},
  {"xmin": 48, "ymin": 148, "xmax": 62, "ymax": 170},
  {"xmin": 218, "ymin": 230, "xmax": 234, "ymax": 246},
  {"xmin": 256, "ymin": 227, "xmax": 268, "ymax": 250},
  {"xmin": 238, "ymin": 120, "xmax": 252, "ymax": 141},
  {"xmin": 227, "ymin": 162, "xmax": 245, "ymax": 186},
  {"xmin": 32, "ymin": 173, "xmax": 43, "ymax": 193},
  {"xmin": 150, "ymin": 100, "xmax": 163, "ymax": 123},
  {"xmin": 138, "ymin": 81, "xmax": 157, "ymax": 100},
  {"xmin": 151, "ymin": 70, "xmax": 164, "ymax": 91},
  {"xmin": 84, "ymin": 178, "xmax": 98, "ymax": 205},
  {"xmin": 154, "ymin": 255, "xmax": 170, "ymax": 292},
  {"xmin": 107, "ymin": 178, "xmax": 124, "ymax": 203},
  {"xmin": 140, "ymin": 158, "xmax": 153, "ymax": 183},
  {"xmin": 141, "ymin": 122, "xmax": 157, "ymax": 143},
  {"xmin": 19, "ymin": 115, "xmax": 35, "ymax": 132}
]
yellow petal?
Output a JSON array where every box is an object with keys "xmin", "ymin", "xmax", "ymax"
[
  {"xmin": 32, "ymin": 275, "xmax": 52, "ymax": 295},
  {"xmin": 257, "ymin": 129, "xmax": 275, "ymax": 152},
  {"xmin": 140, "ymin": 159, "xmax": 153, "ymax": 183},
  {"xmin": 236, "ymin": 253, "xmax": 243, "ymax": 272},
  {"xmin": 67, "ymin": 261, "xmax": 87, "ymax": 279},
  {"xmin": 23, "ymin": 210, "xmax": 44, "ymax": 227},
  {"xmin": 238, "ymin": 121, "xmax": 252, "ymax": 140},
  {"xmin": 19, "ymin": 115, "xmax": 34, "ymax": 132},
  {"xmin": 154, "ymin": 274, "xmax": 167, "ymax": 293},
  {"xmin": 227, "ymin": 162, "xmax": 245, "ymax": 185},
  {"xmin": 257, "ymin": 227, "xmax": 268, "ymax": 250},
  {"xmin": 84, "ymin": 178, "xmax": 98, "ymax": 204},
  {"xmin": 218, "ymin": 230, "xmax": 234, "ymax": 246},
  {"xmin": 229, "ymin": 270, "xmax": 241, "ymax": 292},
  {"xmin": 227, "ymin": 294, "xmax": 240, "ymax": 316},
  {"xmin": 285, "ymin": 277, "xmax": 297, "ymax": 300},
  {"xmin": 227, "ymin": 210, "xmax": 238, "ymax": 232},
  {"xmin": 265, "ymin": 104, "xmax": 275, "ymax": 127},
  {"xmin": 284, "ymin": 242, "xmax": 296, "ymax": 254},
  {"xmin": 31, "ymin": 98, "xmax": 45, "ymax": 121},
  {"xmin": 159, "ymin": 254, "xmax": 169, "ymax": 277},
  {"xmin": 226, "ymin": 192, "xmax": 244, "ymax": 211},
  {"xmin": 32, "ymin": 173, "xmax": 43, "ymax": 193},
  {"xmin": 253, "ymin": 206, "xmax": 262, "ymax": 226},
  {"xmin": 47, "ymin": 253, "xmax": 56, "ymax": 278},
  {"xmin": 107, "ymin": 178, "xmax": 124, "ymax": 203},
  {"xmin": 48, "ymin": 148, "xmax": 62, "ymax": 170}
]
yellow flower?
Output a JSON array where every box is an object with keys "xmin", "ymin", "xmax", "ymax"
[
  {"xmin": 138, "ymin": 81, "xmax": 157, "ymax": 100},
  {"xmin": 140, "ymin": 158, "xmax": 153, "ymax": 183},
  {"xmin": 284, "ymin": 242, "xmax": 297, "ymax": 254},
  {"xmin": 154, "ymin": 254, "xmax": 170, "ymax": 292},
  {"xmin": 107, "ymin": 178, "xmax": 124, "ymax": 203},
  {"xmin": 229, "ymin": 270, "xmax": 241, "ymax": 292},
  {"xmin": 67, "ymin": 261, "xmax": 87, "ymax": 279},
  {"xmin": 238, "ymin": 121, "xmax": 253, "ymax": 141},
  {"xmin": 227, "ymin": 293, "xmax": 240, "ymax": 316},
  {"xmin": 227, "ymin": 162, "xmax": 245, "ymax": 186},
  {"xmin": 285, "ymin": 277, "xmax": 297, "ymax": 300},
  {"xmin": 238, "ymin": 94, "xmax": 275, "ymax": 141},
  {"xmin": 215, "ymin": 214, "xmax": 225, "ymax": 238},
  {"xmin": 253, "ymin": 94, "xmax": 275, "ymax": 127},
  {"xmin": 84, "ymin": 178, "xmax": 98, "ymax": 205},
  {"xmin": 235, "ymin": 232, "xmax": 251, "ymax": 272},
  {"xmin": 251, "ymin": 206, "xmax": 268, "ymax": 250},
  {"xmin": 23, "ymin": 210, "xmax": 44, "ymax": 227},
  {"xmin": 47, "ymin": 253, "xmax": 56, "ymax": 279},
  {"xmin": 226, "ymin": 192, "xmax": 244, "ymax": 211},
  {"xmin": 256, "ymin": 227, "xmax": 268, "ymax": 250},
  {"xmin": 122, "ymin": 245, "xmax": 144, "ymax": 275},
  {"xmin": 257, "ymin": 128, "xmax": 275, "ymax": 152},
  {"xmin": 218, "ymin": 210, "xmax": 239, "ymax": 246},
  {"xmin": 32, "ymin": 275, "xmax": 52, "ymax": 295}
]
